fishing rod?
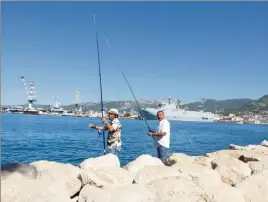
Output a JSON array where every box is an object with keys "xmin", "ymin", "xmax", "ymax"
[
  {"xmin": 120, "ymin": 69, "xmax": 153, "ymax": 134},
  {"xmin": 93, "ymin": 14, "xmax": 106, "ymax": 155},
  {"xmin": 101, "ymin": 34, "xmax": 154, "ymax": 137}
]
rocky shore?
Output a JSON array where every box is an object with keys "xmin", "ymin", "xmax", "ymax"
[{"xmin": 1, "ymin": 140, "xmax": 268, "ymax": 202}]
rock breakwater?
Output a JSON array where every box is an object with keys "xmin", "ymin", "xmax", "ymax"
[{"xmin": 1, "ymin": 140, "xmax": 268, "ymax": 202}]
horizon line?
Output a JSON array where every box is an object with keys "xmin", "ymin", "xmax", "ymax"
[{"xmin": 2, "ymin": 95, "xmax": 265, "ymax": 106}]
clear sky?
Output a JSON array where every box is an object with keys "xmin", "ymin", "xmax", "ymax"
[{"xmin": 2, "ymin": 2, "xmax": 268, "ymax": 105}]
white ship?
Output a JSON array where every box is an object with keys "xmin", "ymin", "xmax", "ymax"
[{"xmin": 141, "ymin": 98, "xmax": 216, "ymax": 122}]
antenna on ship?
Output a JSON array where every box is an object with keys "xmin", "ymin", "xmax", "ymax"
[{"xmin": 20, "ymin": 76, "xmax": 37, "ymax": 109}]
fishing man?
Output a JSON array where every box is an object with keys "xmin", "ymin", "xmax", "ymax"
[
  {"xmin": 89, "ymin": 108, "xmax": 122, "ymax": 156},
  {"xmin": 147, "ymin": 111, "xmax": 171, "ymax": 163}
]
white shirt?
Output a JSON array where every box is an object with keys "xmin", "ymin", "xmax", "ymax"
[{"xmin": 154, "ymin": 119, "xmax": 170, "ymax": 148}]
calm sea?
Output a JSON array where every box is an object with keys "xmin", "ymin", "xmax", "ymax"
[{"xmin": 1, "ymin": 114, "xmax": 268, "ymax": 166}]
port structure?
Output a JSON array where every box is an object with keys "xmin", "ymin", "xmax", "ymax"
[
  {"xmin": 20, "ymin": 76, "xmax": 37, "ymax": 109},
  {"xmin": 75, "ymin": 89, "xmax": 82, "ymax": 112}
]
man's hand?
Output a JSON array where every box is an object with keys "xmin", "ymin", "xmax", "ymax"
[
  {"xmin": 147, "ymin": 131, "xmax": 154, "ymax": 136},
  {"xmin": 89, "ymin": 124, "xmax": 95, "ymax": 129},
  {"xmin": 101, "ymin": 117, "xmax": 107, "ymax": 124}
]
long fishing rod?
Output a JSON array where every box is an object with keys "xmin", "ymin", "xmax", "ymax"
[
  {"xmin": 102, "ymin": 35, "xmax": 154, "ymax": 137},
  {"xmin": 120, "ymin": 69, "xmax": 153, "ymax": 133},
  {"xmin": 93, "ymin": 14, "xmax": 106, "ymax": 155}
]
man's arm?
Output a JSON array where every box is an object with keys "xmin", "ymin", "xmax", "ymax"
[
  {"xmin": 148, "ymin": 130, "xmax": 166, "ymax": 136},
  {"xmin": 103, "ymin": 121, "xmax": 120, "ymax": 133},
  {"xmin": 151, "ymin": 131, "xmax": 166, "ymax": 136},
  {"xmin": 89, "ymin": 124, "xmax": 107, "ymax": 130},
  {"xmin": 148, "ymin": 121, "xmax": 170, "ymax": 136},
  {"xmin": 103, "ymin": 122, "xmax": 115, "ymax": 132}
]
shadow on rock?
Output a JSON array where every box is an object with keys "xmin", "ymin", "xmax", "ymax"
[{"xmin": 1, "ymin": 163, "xmax": 37, "ymax": 179}]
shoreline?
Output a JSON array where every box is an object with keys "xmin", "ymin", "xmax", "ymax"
[
  {"xmin": 3, "ymin": 113, "xmax": 268, "ymax": 125},
  {"xmin": 1, "ymin": 140, "xmax": 268, "ymax": 202}
]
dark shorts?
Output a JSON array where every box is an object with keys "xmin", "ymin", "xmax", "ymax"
[
  {"xmin": 108, "ymin": 146, "xmax": 121, "ymax": 156},
  {"xmin": 157, "ymin": 145, "xmax": 172, "ymax": 163}
]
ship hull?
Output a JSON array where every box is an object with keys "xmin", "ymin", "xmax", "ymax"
[
  {"xmin": 62, "ymin": 113, "xmax": 73, "ymax": 116},
  {"xmin": 141, "ymin": 109, "xmax": 215, "ymax": 122},
  {"xmin": 23, "ymin": 111, "xmax": 40, "ymax": 115}
]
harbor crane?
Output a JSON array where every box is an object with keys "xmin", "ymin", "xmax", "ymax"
[{"xmin": 20, "ymin": 76, "xmax": 37, "ymax": 109}]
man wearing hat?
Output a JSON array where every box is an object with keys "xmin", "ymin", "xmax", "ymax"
[{"xmin": 89, "ymin": 108, "xmax": 122, "ymax": 155}]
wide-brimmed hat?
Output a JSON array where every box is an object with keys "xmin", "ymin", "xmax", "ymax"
[{"xmin": 107, "ymin": 108, "xmax": 119, "ymax": 115}]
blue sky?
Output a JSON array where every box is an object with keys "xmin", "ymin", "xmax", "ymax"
[{"xmin": 2, "ymin": 2, "xmax": 268, "ymax": 105}]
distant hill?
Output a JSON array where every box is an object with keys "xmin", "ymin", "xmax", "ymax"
[
  {"xmin": 182, "ymin": 98, "xmax": 254, "ymax": 112},
  {"xmin": 63, "ymin": 100, "xmax": 159, "ymax": 112},
  {"xmin": 63, "ymin": 98, "xmax": 256, "ymax": 113},
  {"xmin": 238, "ymin": 95, "xmax": 268, "ymax": 112},
  {"xmin": 3, "ymin": 95, "xmax": 267, "ymax": 114}
]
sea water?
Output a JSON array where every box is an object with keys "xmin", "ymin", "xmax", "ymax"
[{"xmin": 2, "ymin": 113, "xmax": 268, "ymax": 166}]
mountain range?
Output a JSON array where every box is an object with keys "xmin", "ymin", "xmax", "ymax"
[
  {"xmin": 226, "ymin": 95, "xmax": 268, "ymax": 113},
  {"xmin": 68, "ymin": 95, "xmax": 268, "ymax": 113},
  {"xmin": 55, "ymin": 95, "xmax": 268, "ymax": 113},
  {"xmin": 4, "ymin": 95, "xmax": 268, "ymax": 114}
]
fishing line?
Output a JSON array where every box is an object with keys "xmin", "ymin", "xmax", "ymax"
[{"xmin": 103, "ymin": 36, "xmax": 154, "ymax": 134}]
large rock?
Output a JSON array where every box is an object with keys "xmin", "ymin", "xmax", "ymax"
[
  {"xmin": 1, "ymin": 163, "xmax": 37, "ymax": 180},
  {"xmin": 236, "ymin": 149, "xmax": 268, "ymax": 161},
  {"xmin": 71, "ymin": 196, "xmax": 79, "ymax": 202},
  {"xmin": 133, "ymin": 154, "xmax": 222, "ymax": 187},
  {"xmin": 209, "ymin": 148, "xmax": 268, "ymax": 175},
  {"xmin": 194, "ymin": 156, "xmax": 213, "ymax": 167},
  {"xmin": 133, "ymin": 165, "xmax": 182, "ymax": 184},
  {"xmin": 204, "ymin": 146, "xmax": 267, "ymax": 163},
  {"xmin": 236, "ymin": 170, "xmax": 268, "ymax": 202},
  {"xmin": 203, "ymin": 183, "xmax": 246, "ymax": 202},
  {"xmin": 205, "ymin": 149, "xmax": 261, "ymax": 185},
  {"xmin": 79, "ymin": 154, "xmax": 120, "ymax": 169},
  {"xmin": 78, "ymin": 184, "xmax": 156, "ymax": 202},
  {"xmin": 211, "ymin": 157, "xmax": 252, "ymax": 186},
  {"xmin": 229, "ymin": 143, "xmax": 268, "ymax": 151},
  {"xmin": 79, "ymin": 167, "xmax": 135, "ymax": 187},
  {"xmin": 165, "ymin": 153, "xmax": 195, "ymax": 166},
  {"xmin": 147, "ymin": 176, "xmax": 246, "ymax": 202},
  {"xmin": 238, "ymin": 150, "xmax": 268, "ymax": 174},
  {"xmin": 1, "ymin": 177, "xmax": 72, "ymax": 202},
  {"xmin": 205, "ymin": 149, "xmax": 246, "ymax": 159},
  {"xmin": 78, "ymin": 185, "xmax": 110, "ymax": 202},
  {"xmin": 166, "ymin": 153, "xmax": 212, "ymax": 168},
  {"xmin": 248, "ymin": 161, "xmax": 268, "ymax": 174},
  {"xmin": 122, "ymin": 154, "xmax": 164, "ymax": 174},
  {"xmin": 261, "ymin": 140, "xmax": 268, "ymax": 147},
  {"xmin": 146, "ymin": 176, "xmax": 206, "ymax": 202},
  {"xmin": 172, "ymin": 162, "xmax": 223, "ymax": 189},
  {"xmin": 30, "ymin": 160, "xmax": 81, "ymax": 197}
]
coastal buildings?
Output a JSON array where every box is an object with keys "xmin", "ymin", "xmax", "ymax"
[
  {"xmin": 2, "ymin": 104, "xmax": 268, "ymax": 124},
  {"xmin": 214, "ymin": 111, "xmax": 268, "ymax": 124}
]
